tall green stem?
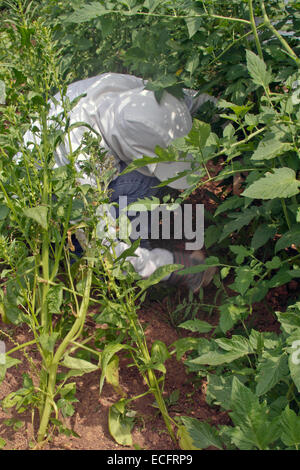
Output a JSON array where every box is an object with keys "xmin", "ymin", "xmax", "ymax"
[
  {"xmin": 37, "ymin": 254, "xmax": 94, "ymax": 443},
  {"xmin": 259, "ymin": 0, "xmax": 299, "ymax": 65},
  {"xmin": 248, "ymin": 0, "xmax": 263, "ymax": 59}
]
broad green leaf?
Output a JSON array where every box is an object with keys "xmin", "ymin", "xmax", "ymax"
[
  {"xmin": 249, "ymin": 329, "xmax": 279, "ymax": 351},
  {"xmin": 265, "ymin": 256, "xmax": 281, "ymax": 270},
  {"xmin": 143, "ymin": 0, "xmax": 166, "ymax": 13},
  {"xmin": 220, "ymin": 208, "xmax": 258, "ymax": 241},
  {"xmin": 46, "ymin": 284, "xmax": 64, "ymax": 314},
  {"xmin": 277, "ymin": 307, "xmax": 300, "ymax": 334},
  {"xmin": 246, "ymin": 50, "xmax": 272, "ymax": 88},
  {"xmin": 100, "ymin": 343, "xmax": 127, "ymax": 393},
  {"xmin": 0, "ymin": 437, "xmax": 6, "ymax": 449},
  {"xmin": 229, "ymin": 377, "xmax": 280, "ymax": 450},
  {"xmin": 0, "ymin": 205, "xmax": 9, "ymax": 220},
  {"xmin": 206, "ymin": 374, "xmax": 246, "ymax": 411},
  {"xmin": 268, "ymin": 267, "xmax": 292, "ymax": 288},
  {"xmin": 251, "ymin": 224, "xmax": 277, "ymax": 251},
  {"xmin": 172, "ymin": 337, "xmax": 200, "ymax": 361},
  {"xmin": 256, "ymin": 351, "xmax": 289, "ymax": 396},
  {"xmin": 231, "ymin": 266, "xmax": 253, "ymax": 295},
  {"xmin": 216, "ymin": 335, "xmax": 253, "ymax": 355},
  {"xmin": 151, "ymin": 340, "xmax": 171, "ymax": 365},
  {"xmin": 280, "ymin": 406, "xmax": 300, "ymax": 447},
  {"xmin": 105, "ymin": 355, "xmax": 124, "ymax": 396},
  {"xmin": 242, "ymin": 168, "xmax": 300, "ymax": 200},
  {"xmin": 66, "ymin": 3, "xmax": 109, "ymax": 23},
  {"xmin": 185, "ymin": 54, "xmax": 199, "ymax": 75},
  {"xmin": 0, "ymin": 356, "xmax": 21, "ymax": 384},
  {"xmin": 214, "ymin": 195, "xmax": 244, "ymax": 217},
  {"xmin": 178, "ymin": 319, "xmax": 213, "ymax": 334},
  {"xmin": 108, "ymin": 400, "xmax": 134, "ymax": 446},
  {"xmin": 275, "ymin": 226, "xmax": 300, "ymax": 253},
  {"xmin": 177, "ymin": 425, "xmax": 199, "ymax": 450},
  {"xmin": 23, "ymin": 205, "xmax": 48, "ymax": 230},
  {"xmin": 61, "ymin": 355, "xmax": 99, "ymax": 374},
  {"xmin": 178, "ymin": 256, "xmax": 219, "ymax": 275},
  {"xmin": 229, "ymin": 245, "xmax": 252, "ymax": 264},
  {"xmin": 219, "ymin": 303, "xmax": 244, "ymax": 333},
  {"xmin": 180, "ymin": 416, "xmax": 223, "ymax": 449},
  {"xmin": 137, "ymin": 264, "xmax": 182, "ymax": 293},
  {"xmin": 186, "ymin": 119, "xmax": 211, "ymax": 149},
  {"xmin": 190, "ymin": 350, "xmax": 247, "ymax": 366},
  {"xmin": 288, "ymin": 332, "xmax": 300, "ymax": 392},
  {"xmin": 185, "ymin": 17, "xmax": 202, "ymax": 39},
  {"xmin": 38, "ymin": 333, "xmax": 59, "ymax": 354},
  {"xmin": 251, "ymin": 135, "xmax": 292, "ymax": 161}
]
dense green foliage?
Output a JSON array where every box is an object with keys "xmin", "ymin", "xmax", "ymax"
[{"xmin": 0, "ymin": 0, "xmax": 300, "ymax": 450}]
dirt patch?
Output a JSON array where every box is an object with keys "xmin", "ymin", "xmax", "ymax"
[{"xmin": 0, "ymin": 294, "xmax": 229, "ymax": 450}]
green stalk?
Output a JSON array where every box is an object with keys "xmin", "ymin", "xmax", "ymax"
[
  {"xmin": 259, "ymin": 0, "xmax": 299, "ymax": 65},
  {"xmin": 37, "ymin": 254, "xmax": 94, "ymax": 443},
  {"xmin": 248, "ymin": 0, "xmax": 264, "ymax": 59},
  {"xmin": 40, "ymin": 111, "xmax": 50, "ymax": 331},
  {"xmin": 123, "ymin": 295, "xmax": 176, "ymax": 442}
]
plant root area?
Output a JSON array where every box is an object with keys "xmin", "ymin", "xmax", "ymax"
[
  {"xmin": 0, "ymin": 178, "xmax": 296, "ymax": 450},
  {"xmin": 0, "ymin": 281, "xmax": 287, "ymax": 451}
]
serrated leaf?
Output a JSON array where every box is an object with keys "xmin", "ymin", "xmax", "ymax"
[
  {"xmin": 216, "ymin": 335, "xmax": 253, "ymax": 355},
  {"xmin": 206, "ymin": 374, "xmax": 242, "ymax": 411},
  {"xmin": 251, "ymin": 136, "xmax": 292, "ymax": 161},
  {"xmin": 275, "ymin": 226, "xmax": 300, "ymax": 253},
  {"xmin": 180, "ymin": 416, "xmax": 223, "ymax": 449},
  {"xmin": 242, "ymin": 168, "xmax": 300, "ymax": 200},
  {"xmin": 229, "ymin": 377, "xmax": 280, "ymax": 450},
  {"xmin": 23, "ymin": 205, "xmax": 48, "ymax": 230},
  {"xmin": 246, "ymin": 50, "xmax": 272, "ymax": 88},
  {"xmin": 280, "ymin": 406, "xmax": 300, "ymax": 447},
  {"xmin": 38, "ymin": 333, "xmax": 59, "ymax": 354},
  {"xmin": 251, "ymin": 224, "xmax": 277, "ymax": 251},
  {"xmin": 219, "ymin": 303, "xmax": 244, "ymax": 333},
  {"xmin": 177, "ymin": 425, "xmax": 199, "ymax": 450},
  {"xmin": 186, "ymin": 119, "xmax": 211, "ymax": 149},
  {"xmin": 256, "ymin": 351, "xmax": 289, "ymax": 396},
  {"xmin": 214, "ymin": 195, "xmax": 244, "ymax": 217},
  {"xmin": 178, "ymin": 319, "xmax": 213, "ymax": 333},
  {"xmin": 65, "ymin": 2, "xmax": 109, "ymax": 23},
  {"xmin": 172, "ymin": 337, "xmax": 200, "ymax": 360},
  {"xmin": 220, "ymin": 208, "xmax": 258, "ymax": 241},
  {"xmin": 185, "ymin": 16, "xmax": 202, "ymax": 39},
  {"xmin": 231, "ymin": 266, "xmax": 253, "ymax": 295}
]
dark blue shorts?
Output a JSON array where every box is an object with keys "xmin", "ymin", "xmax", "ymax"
[{"xmin": 108, "ymin": 160, "xmax": 161, "ymax": 248}]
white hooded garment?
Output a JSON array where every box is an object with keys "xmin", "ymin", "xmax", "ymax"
[
  {"xmin": 18, "ymin": 73, "xmax": 208, "ymax": 278},
  {"xmin": 51, "ymin": 72, "xmax": 194, "ymax": 189}
]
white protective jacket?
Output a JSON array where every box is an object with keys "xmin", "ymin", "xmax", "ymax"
[{"xmin": 19, "ymin": 73, "xmax": 215, "ymax": 278}]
